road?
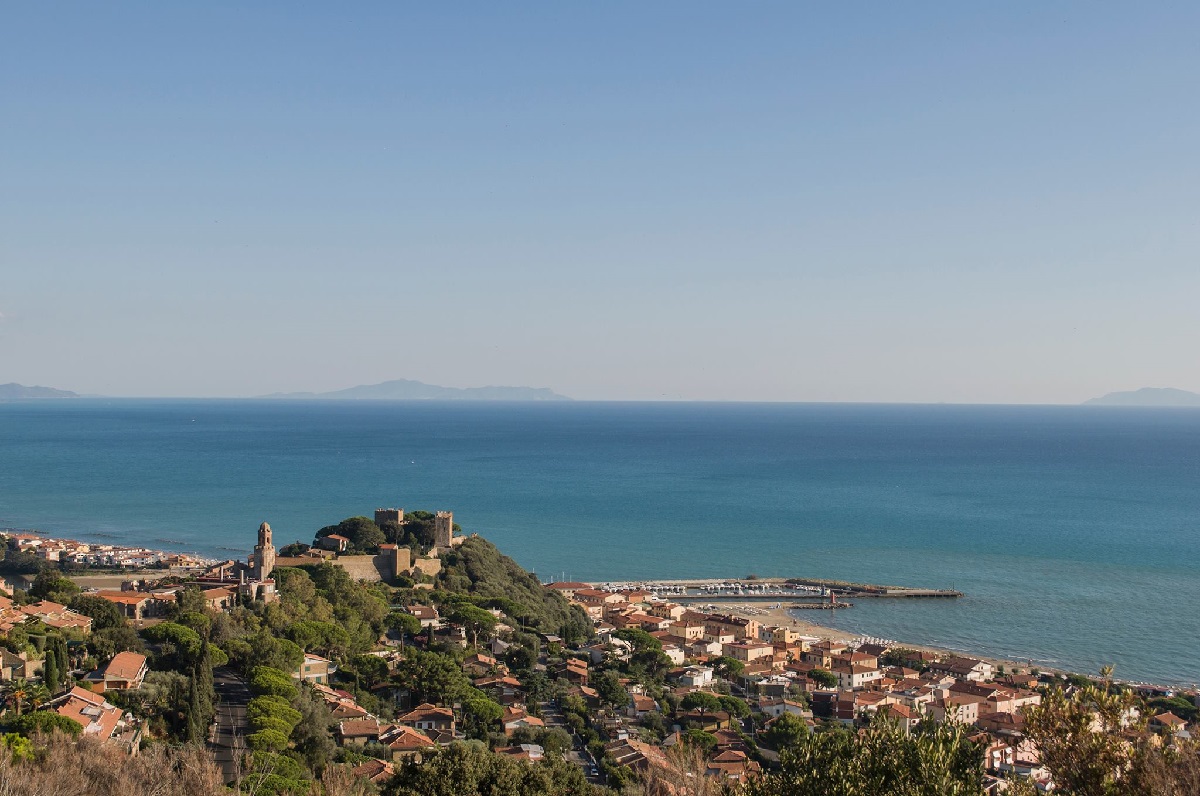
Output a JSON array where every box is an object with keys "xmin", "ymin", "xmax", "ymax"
[{"xmin": 210, "ymin": 667, "xmax": 251, "ymax": 785}]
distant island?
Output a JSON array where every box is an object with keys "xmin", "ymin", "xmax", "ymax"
[
  {"xmin": 0, "ymin": 383, "xmax": 78, "ymax": 400},
  {"xmin": 259, "ymin": 377, "xmax": 571, "ymax": 402},
  {"xmin": 1084, "ymin": 387, "xmax": 1200, "ymax": 407}
]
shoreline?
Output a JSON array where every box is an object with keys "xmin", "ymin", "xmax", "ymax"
[{"xmin": 581, "ymin": 578, "xmax": 1188, "ymax": 689}]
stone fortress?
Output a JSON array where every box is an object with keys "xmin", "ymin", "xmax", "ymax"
[{"xmin": 256, "ymin": 505, "xmax": 464, "ymax": 583}]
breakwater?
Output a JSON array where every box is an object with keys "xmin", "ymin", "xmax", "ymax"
[{"xmin": 585, "ymin": 576, "xmax": 962, "ymax": 600}]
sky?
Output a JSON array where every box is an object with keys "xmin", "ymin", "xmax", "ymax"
[{"xmin": 3, "ymin": 2, "xmax": 1199, "ymax": 402}]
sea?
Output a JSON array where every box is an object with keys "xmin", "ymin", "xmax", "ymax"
[{"xmin": 1, "ymin": 399, "xmax": 1197, "ymax": 685}]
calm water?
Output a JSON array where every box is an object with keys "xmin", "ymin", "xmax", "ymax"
[{"xmin": 1, "ymin": 400, "xmax": 1198, "ymax": 684}]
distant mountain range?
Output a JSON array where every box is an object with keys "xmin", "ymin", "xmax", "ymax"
[
  {"xmin": 0, "ymin": 383, "xmax": 78, "ymax": 400},
  {"xmin": 1084, "ymin": 387, "xmax": 1200, "ymax": 407},
  {"xmin": 259, "ymin": 378, "xmax": 571, "ymax": 402}
]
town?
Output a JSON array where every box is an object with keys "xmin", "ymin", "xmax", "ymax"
[{"xmin": 1, "ymin": 509, "xmax": 1196, "ymax": 795}]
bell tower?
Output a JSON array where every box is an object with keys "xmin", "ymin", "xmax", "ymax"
[{"xmin": 254, "ymin": 521, "xmax": 276, "ymax": 580}]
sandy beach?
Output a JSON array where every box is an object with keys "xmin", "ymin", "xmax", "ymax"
[{"xmin": 703, "ymin": 600, "xmax": 1035, "ymax": 674}]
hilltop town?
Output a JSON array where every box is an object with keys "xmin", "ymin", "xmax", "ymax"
[{"xmin": 0, "ymin": 510, "xmax": 1197, "ymax": 795}]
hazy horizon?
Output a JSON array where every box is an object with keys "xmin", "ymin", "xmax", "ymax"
[{"xmin": 4, "ymin": 3, "xmax": 1199, "ymax": 403}]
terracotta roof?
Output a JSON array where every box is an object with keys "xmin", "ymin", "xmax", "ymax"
[
  {"xmin": 102, "ymin": 652, "xmax": 148, "ymax": 683},
  {"xmin": 339, "ymin": 717, "xmax": 383, "ymax": 737},
  {"xmin": 380, "ymin": 724, "xmax": 436, "ymax": 751},
  {"xmin": 95, "ymin": 591, "xmax": 153, "ymax": 606},
  {"xmin": 398, "ymin": 703, "xmax": 454, "ymax": 723},
  {"xmin": 56, "ymin": 686, "xmax": 121, "ymax": 739},
  {"xmin": 352, "ymin": 758, "xmax": 395, "ymax": 783}
]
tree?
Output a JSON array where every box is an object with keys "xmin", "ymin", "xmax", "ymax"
[
  {"xmin": 1021, "ymin": 684, "xmax": 1140, "ymax": 796},
  {"xmin": 383, "ymin": 741, "xmax": 596, "ymax": 796},
  {"xmin": 41, "ymin": 650, "xmax": 58, "ymax": 694},
  {"xmin": 385, "ymin": 610, "xmax": 422, "ymax": 639},
  {"xmin": 3, "ymin": 678, "xmax": 31, "ymax": 717},
  {"xmin": 448, "ymin": 605, "xmax": 498, "ymax": 649},
  {"xmin": 28, "ymin": 571, "xmax": 80, "ymax": 604},
  {"xmin": 250, "ymin": 666, "xmax": 300, "ymax": 701},
  {"xmin": 315, "ymin": 517, "xmax": 386, "ymax": 554},
  {"xmin": 682, "ymin": 729, "xmax": 718, "ymax": 755},
  {"xmin": 809, "ymin": 668, "xmax": 838, "ymax": 688},
  {"xmin": 762, "ymin": 712, "xmax": 809, "ymax": 751},
  {"xmin": 711, "ymin": 656, "xmax": 745, "ymax": 679},
  {"xmin": 69, "ymin": 595, "xmax": 125, "ymax": 631},
  {"xmin": 680, "ymin": 691, "xmax": 722, "ymax": 714},
  {"xmin": 290, "ymin": 684, "xmax": 336, "ymax": 773},
  {"xmin": 593, "ymin": 670, "xmax": 627, "ymax": 708},
  {"xmin": 461, "ymin": 697, "xmax": 504, "ymax": 740},
  {"xmin": 718, "ymin": 694, "xmax": 751, "ymax": 719},
  {"xmin": 246, "ymin": 728, "xmax": 290, "ymax": 753},
  {"xmin": 745, "ymin": 719, "xmax": 985, "ymax": 796},
  {"xmin": 613, "ymin": 628, "xmax": 661, "ymax": 652}
]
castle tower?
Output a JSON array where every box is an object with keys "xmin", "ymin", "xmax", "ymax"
[
  {"xmin": 434, "ymin": 511, "xmax": 454, "ymax": 551},
  {"xmin": 254, "ymin": 521, "xmax": 276, "ymax": 581}
]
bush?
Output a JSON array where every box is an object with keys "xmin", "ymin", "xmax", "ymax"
[{"xmin": 9, "ymin": 711, "xmax": 83, "ymax": 738}]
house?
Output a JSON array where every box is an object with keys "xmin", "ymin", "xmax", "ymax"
[
  {"xmin": 496, "ymin": 743, "xmax": 545, "ymax": 762},
  {"xmin": 606, "ymin": 738, "xmax": 671, "ymax": 773},
  {"xmin": 929, "ymin": 693, "xmax": 984, "ymax": 725},
  {"xmin": 832, "ymin": 663, "xmax": 882, "ymax": 691},
  {"xmin": 319, "ymin": 534, "xmax": 351, "ymax": 552},
  {"xmin": 1150, "ymin": 712, "xmax": 1188, "ymax": 736},
  {"xmin": 680, "ymin": 709, "xmax": 733, "ymax": 732},
  {"xmin": 404, "ymin": 604, "xmax": 440, "ymax": 628},
  {"xmin": 338, "ymin": 717, "xmax": 385, "ymax": 746},
  {"xmin": 544, "ymin": 582, "xmax": 592, "ymax": 599},
  {"xmin": 628, "ymin": 693, "xmax": 659, "ymax": 719},
  {"xmin": 295, "ymin": 653, "xmax": 335, "ymax": 683},
  {"xmin": 704, "ymin": 614, "xmax": 760, "ymax": 641},
  {"xmin": 707, "ymin": 749, "xmax": 761, "ymax": 782},
  {"xmin": 462, "ymin": 652, "xmax": 499, "ymax": 677},
  {"xmin": 675, "ymin": 666, "xmax": 714, "ymax": 688},
  {"xmin": 877, "ymin": 703, "xmax": 920, "ymax": 734},
  {"xmin": 502, "ymin": 706, "xmax": 545, "ymax": 736},
  {"xmin": 661, "ymin": 644, "xmax": 686, "ymax": 665},
  {"xmin": 379, "ymin": 724, "xmax": 437, "ymax": 761},
  {"xmin": 667, "ymin": 621, "xmax": 706, "ymax": 642},
  {"xmin": 18, "ymin": 600, "xmax": 93, "ymax": 633},
  {"xmin": 929, "ymin": 656, "xmax": 994, "ymax": 682},
  {"xmin": 55, "ymin": 686, "xmax": 134, "ymax": 745},
  {"xmin": 94, "ymin": 591, "xmax": 162, "ymax": 621},
  {"xmin": 313, "ymin": 683, "xmax": 370, "ymax": 720},
  {"xmin": 722, "ymin": 641, "xmax": 775, "ymax": 665},
  {"xmin": 759, "ymin": 626, "xmax": 804, "ymax": 646},
  {"xmin": 87, "ymin": 651, "xmax": 149, "ymax": 692},
  {"xmin": 758, "ymin": 697, "xmax": 810, "ymax": 719},
  {"xmin": 0, "ymin": 648, "xmax": 31, "ymax": 681},
  {"xmin": 397, "ymin": 703, "xmax": 455, "ymax": 735},
  {"xmin": 200, "ymin": 586, "xmax": 238, "ymax": 612}
]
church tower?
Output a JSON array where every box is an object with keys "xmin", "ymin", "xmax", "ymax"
[{"xmin": 254, "ymin": 521, "xmax": 276, "ymax": 580}]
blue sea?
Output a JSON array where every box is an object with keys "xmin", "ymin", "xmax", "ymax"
[{"xmin": 1, "ymin": 400, "xmax": 1198, "ymax": 685}]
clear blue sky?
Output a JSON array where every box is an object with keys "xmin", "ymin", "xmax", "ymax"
[{"xmin": 3, "ymin": 2, "xmax": 1198, "ymax": 401}]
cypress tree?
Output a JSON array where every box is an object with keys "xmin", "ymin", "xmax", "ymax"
[
  {"xmin": 43, "ymin": 651, "xmax": 59, "ymax": 693},
  {"xmin": 186, "ymin": 668, "xmax": 205, "ymax": 743}
]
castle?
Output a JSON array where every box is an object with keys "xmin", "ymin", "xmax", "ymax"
[{"xmin": 259, "ymin": 506, "xmax": 465, "ymax": 584}]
